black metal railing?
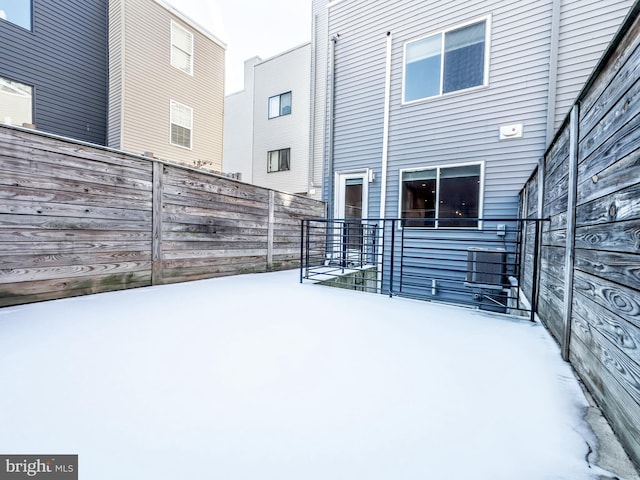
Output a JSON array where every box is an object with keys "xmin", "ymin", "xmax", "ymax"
[{"xmin": 300, "ymin": 218, "xmax": 548, "ymax": 321}]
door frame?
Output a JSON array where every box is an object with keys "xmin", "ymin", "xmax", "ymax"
[{"xmin": 334, "ymin": 170, "xmax": 370, "ymax": 220}]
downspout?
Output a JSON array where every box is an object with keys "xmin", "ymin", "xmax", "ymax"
[
  {"xmin": 327, "ymin": 34, "xmax": 338, "ymax": 217},
  {"xmin": 379, "ymin": 31, "xmax": 392, "ymax": 223},
  {"xmin": 308, "ymin": 13, "xmax": 318, "ymax": 190},
  {"xmin": 545, "ymin": 0, "xmax": 561, "ymax": 144},
  {"xmin": 378, "ymin": 31, "xmax": 393, "ymax": 293}
]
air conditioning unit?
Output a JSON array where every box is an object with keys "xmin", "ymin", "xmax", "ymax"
[{"xmin": 466, "ymin": 247, "xmax": 506, "ymax": 286}]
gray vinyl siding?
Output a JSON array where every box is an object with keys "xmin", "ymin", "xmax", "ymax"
[
  {"xmin": 0, "ymin": 0, "xmax": 108, "ymax": 145},
  {"xmin": 327, "ymin": 0, "xmax": 391, "ymax": 217},
  {"xmin": 554, "ymin": 0, "xmax": 634, "ymax": 128},
  {"xmin": 324, "ymin": 0, "xmax": 632, "ymax": 222},
  {"xmin": 328, "ymin": 0, "xmax": 552, "ymax": 221}
]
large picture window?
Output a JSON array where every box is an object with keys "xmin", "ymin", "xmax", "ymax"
[
  {"xmin": 400, "ymin": 163, "xmax": 482, "ymax": 228},
  {"xmin": 171, "ymin": 21, "xmax": 194, "ymax": 75},
  {"xmin": 170, "ymin": 100, "xmax": 192, "ymax": 149},
  {"xmin": 268, "ymin": 92, "xmax": 292, "ymax": 119},
  {"xmin": 0, "ymin": 76, "xmax": 33, "ymax": 127},
  {"xmin": 404, "ymin": 18, "xmax": 488, "ymax": 103},
  {"xmin": 267, "ymin": 148, "xmax": 290, "ymax": 173},
  {"xmin": 0, "ymin": 0, "xmax": 32, "ymax": 30}
]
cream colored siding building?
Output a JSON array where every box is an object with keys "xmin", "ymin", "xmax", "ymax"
[{"xmin": 108, "ymin": 0, "xmax": 225, "ymax": 172}]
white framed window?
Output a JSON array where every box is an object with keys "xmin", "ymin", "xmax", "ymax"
[
  {"xmin": 268, "ymin": 91, "xmax": 292, "ymax": 119},
  {"xmin": 0, "ymin": 76, "xmax": 33, "ymax": 127},
  {"xmin": 171, "ymin": 20, "xmax": 194, "ymax": 75},
  {"xmin": 399, "ymin": 162, "xmax": 484, "ymax": 228},
  {"xmin": 267, "ymin": 148, "xmax": 290, "ymax": 172},
  {"xmin": 403, "ymin": 16, "xmax": 490, "ymax": 103},
  {"xmin": 0, "ymin": 0, "xmax": 32, "ymax": 30},
  {"xmin": 170, "ymin": 100, "xmax": 192, "ymax": 149}
]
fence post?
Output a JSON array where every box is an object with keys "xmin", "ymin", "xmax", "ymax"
[
  {"xmin": 561, "ymin": 104, "xmax": 579, "ymax": 361},
  {"xmin": 151, "ymin": 161, "xmax": 164, "ymax": 285},
  {"xmin": 267, "ymin": 190, "xmax": 275, "ymax": 270}
]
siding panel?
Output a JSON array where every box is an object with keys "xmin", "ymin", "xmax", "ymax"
[{"xmin": 0, "ymin": 0, "xmax": 108, "ymax": 144}]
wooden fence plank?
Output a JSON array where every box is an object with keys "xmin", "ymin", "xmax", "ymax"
[
  {"xmin": 573, "ymin": 289, "xmax": 640, "ymax": 366},
  {"xmin": 576, "ymin": 182, "xmax": 640, "ymax": 226},
  {"xmin": 580, "ymin": 14, "xmax": 640, "ymax": 121},
  {"xmin": 575, "ymin": 249, "xmax": 640, "ymax": 292},
  {"xmin": 570, "ymin": 333, "xmax": 640, "ymax": 467},
  {"xmin": 0, "ymin": 125, "xmax": 326, "ymax": 306},
  {"xmin": 573, "ymin": 270, "xmax": 640, "ymax": 329},
  {"xmin": 574, "ymin": 219, "xmax": 640, "ymax": 253}
]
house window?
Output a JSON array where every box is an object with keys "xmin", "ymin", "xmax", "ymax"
[
  {"xmin": 267, "ymin": 148, "xmax": 290, "ymax": 172},
  {"xmin": 404, "ymin": 18, "xmax": 488, "ymax": 103},
  {"xmin": 171, "ymin": 20, "xmax": 194, "ymax": 75},
  {"xmin": 0, "ymin": 0, "xmax": 32, "ymax": 30},
  {"xmin": 0, "ymin": 76, "xmax": 33, "ymax": 127},
  {"xmin": 268, "ymin": 92, "xmax": 292, "ymax": 119},
  {"xmin": 400, "ymin": 163, "xmax": 482, "ymax": 228},
  {"xmin": 170, "ymin": 100, "xmax": 192, "ymax": 149}
]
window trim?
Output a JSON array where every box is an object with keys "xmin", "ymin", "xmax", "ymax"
[
  {"xmin": 169, "ymin": 99, "xmax": 193, "ymax": 150},
  {"xmin": 267, "ymin": 148, "xmax": 291, "ymax": 173},
  {"xmin": 402, "ymin": 15, "xmax": 491, "ymax": 105},
  {"xmin": 170, "ymin": 20, "xmax": 194, "ymax": 76},
  {"xmin": 398, "ymin": 161, "xmax": 485, "ymax": 229},
  {"xmin": 268, "ymin": 91, "xmax": 292, "ymax": 119}
]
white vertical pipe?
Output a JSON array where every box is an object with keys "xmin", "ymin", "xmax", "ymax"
[
  {"xmin": 379, "ymin": 31, "xmax": 392, "ymax": 222},
  {"xmin": 378, "ymin": 32, "xmax": 393, "ymax": 293}
]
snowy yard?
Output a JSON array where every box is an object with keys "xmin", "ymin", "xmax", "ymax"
[{"xmin": 0, "ymin": 270, "xmax": 605, "ymax": 479}]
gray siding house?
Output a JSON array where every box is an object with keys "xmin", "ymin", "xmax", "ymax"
[
  {"xmin": 312, "ymin": 0, "xmax": 633, "ymax": 302},
  {"xmin": 0, "ymin": 0, "xmax": 108, "ymax": 145}
]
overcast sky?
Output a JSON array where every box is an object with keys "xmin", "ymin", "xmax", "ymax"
[{"xmin": 167, "ymin": 0, "xmax": 312, "ymax": 94}]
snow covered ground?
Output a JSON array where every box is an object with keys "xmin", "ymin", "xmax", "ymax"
[{"xmin": 0, "ymin": 270, "xmax": 605, "ymax": 479}]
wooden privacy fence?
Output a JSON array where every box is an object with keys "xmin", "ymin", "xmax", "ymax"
[
  {"xmin": 0, "ymin": 125, "xmax": 326, "ymax": 307},
  {"xmin": 521, "ymin": 5, "xmax": 640, "ymax": 469}
]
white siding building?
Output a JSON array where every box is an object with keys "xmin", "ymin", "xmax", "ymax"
[
  {"xmin": 224, "ymin": 57, "xmax": 260, "ymax": 183},
  {"xmin": 223, "ymin": 43, "xmax": 314, "ymax": 196}
]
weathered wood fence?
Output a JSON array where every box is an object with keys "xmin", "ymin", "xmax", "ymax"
[
  {"xmin": 0, "ymin": 125, "xmax": 326, "ymax": 307},
  {"xmin": 521, "ymin": 5, "xmax": 640, "ymax": 468}
]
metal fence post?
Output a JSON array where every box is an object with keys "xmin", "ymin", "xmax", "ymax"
[
  {"xmin": 389, "ymin": 219, "xmax": 395, "ymax": 297},
  {"xmin": 299, "ymin": 219, "xmax": 305, "ymax": 283}
]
